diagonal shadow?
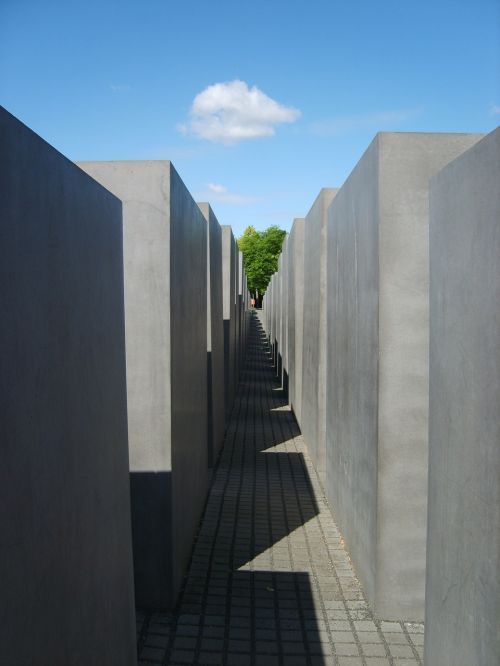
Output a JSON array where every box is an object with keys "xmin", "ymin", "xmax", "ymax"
[{"xmin": 136, "ymin": 310, "xmax": 329, "ymax": 665}]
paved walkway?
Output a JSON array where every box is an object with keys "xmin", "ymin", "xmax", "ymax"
[{"xmin": 136, "ymin": 312, "xmax": 424, "ymax": 666}]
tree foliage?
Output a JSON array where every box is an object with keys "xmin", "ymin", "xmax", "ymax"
[{"xmin": 237, "ymin": 225, "xmax": 286, "ymax": 297}]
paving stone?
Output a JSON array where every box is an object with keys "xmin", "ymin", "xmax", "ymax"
[
  {"xmin": 335, "ymin": 643, "xmax": 361, "ymax": 656},
  {"xmin": 170, "ymin": 651, "xmax": 195, "ymax": 664},
  {"xmin": 382, "ymin": 632, "xmax": 410, "ymax": 645},
  {"xmin": 353, "ymin": 620, "xmax": 377, "ymax": 632},
  {"xmin": 144, "ymin": 634, "xmax": 169, "ymax": 649},
  {"xmin": 362, "ymin": 643, "xmax": 388, "ymax": 657},
  {"xmin": 140, "ymin": 646, "xmax": 165, "ymax": 662},
  {"xmin": 227, "ymin": 654, "xmax": 251, "ymax": 666},
  {"xmin": 388, "ymin": 643, "xmax": 416, "ymax": 658},
  {"xmin": 331, "ymin": 630, "xmax": 357, "ymax": 643},
  {"xmin": 380, "ymin": 621, "xmax": 404, "ymax": 633},
  {"xmin": 199, "ymin": 652, "xmax": 224, "ymax": 665}
]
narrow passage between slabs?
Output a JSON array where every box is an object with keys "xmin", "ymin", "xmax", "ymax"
[{"xmin": 136, "ymin": 311, "xmax": 424, "ymax": 666}]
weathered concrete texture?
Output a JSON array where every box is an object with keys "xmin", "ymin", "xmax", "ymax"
[
  {"xmin": 222, "ymin": 226, "xmax": 236, "ymax": 418},
  {"xmin": 287, "ymin": 218, "xmax": 306, "ymax": 425},
  {"xmin": 325, "ymin": 132, "xmax": 483, "ymax": 621},
  {"xmin": 425, "ymin": 128, "xmax": 500, "ymax": 666},
  {"xmin": 78, "ymin": 160, "xmax": 208, "ymax": 611},
  {"xmin": 234, "ymin": 249, "xmax": 241, "ymax": 387},
  {"xmin": 302, "ymin": 188, "xmax": 338, "ymax": 484},
  {"xmin": 269, "ymin": 274, "xmax": 276, "ymax": 363},
  {"xmin": 270, "ymin": 274, "xmax": 276, "ymax": 353},
  {"xmin": 276, "ymin": 249, "xmax": 284, "ymax": 381},
  {"xmin": 0, "ymin": 107, "xmax": 136, "ymax": 665},
  {"xmin": 237, "ymin": 250, "xmax": 245, "ymax": 379},
  {"xmin": 198, "ymin": 203, "xmax": 225, "ymax": 468},
  {"xmin": 280, "ymin": 235, "xmax": 290, "ymax": 396}
]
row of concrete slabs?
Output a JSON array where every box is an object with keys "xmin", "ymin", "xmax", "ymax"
[
  {"xmin": 263, "ymin": 128, "xmax": 500, "ymax": 666},
  {"xmin": 0, "ymin": 106, "xmax": 250, "ymax": 665}
]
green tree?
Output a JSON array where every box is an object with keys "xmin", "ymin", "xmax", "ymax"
[{"xmin": 237, "ymin": 225, "xmax": 286, "ymax": 300}]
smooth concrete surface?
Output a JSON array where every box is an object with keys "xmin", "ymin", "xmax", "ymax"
[
  {"xmin": 269, "ymin": 274, "xmax": 276, "ymax": 363},
  {"xmin": 0, "ymin": 107, "xmax": 136, "ymax": 665},
  {"xmin": 325, "ymin": 132, "xmax": 483, "ymax": 620},
  {"xmin": 234, "ymin": 249, "xmax": 241, "ymax": 386},
  {"xmin": 270, "ymin": 274, "xmax": 276, "ymax": 350},
  {"xmin": 280, "ymin": 235, "xmax": 290, "ymax": 396},
  {"xmin": 276, "ymin": 249, "xmax": 284, "ymax": 382},
  {"xmin": 237, "ymin": 250, "xmax": 244, "ymax": 380},
  {"xmin": 425, "ymin": 128, "xmax": 499, "ymax": 665},
  {"xmin": 199, "ymin": 203, "xmax": 225, "ymax": 468},
  {"xmin": 78, "ymin": 160, "xmax": 208, "ymax": 611},
  {"xmin": 302, "ymin": 188, "xmax": 338, "ymax": 483},
  {"xmin": 222, "ymin": 226, "xmax": 236, "ymax": 417},
  {"xmin": 287, "ymin": 218, "xmax": 305, "ymax": 424}
]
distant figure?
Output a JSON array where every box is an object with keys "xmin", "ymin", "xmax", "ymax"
[{"xmin": 251, "ymin": 298, "xmax": 256, "ymax": 308}]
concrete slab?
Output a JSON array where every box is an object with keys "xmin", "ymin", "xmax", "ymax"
[
  {"xmin": 325, "ymin": 132, "xmax": 483, "ymax": 620},
  {"xmin": 0, "ymin": 107, "xmax": 136, "ymax": 665},
  {"xmin": 302, "ymin": 188, "xmax": 338, "ymax": 484},
  {"xmin": 198, "ymin": 203, "xmax": 225, "ymax": 468},
  {"xmin": 425, "ymin": 128, "xmax": 499, "ymax": 665},
  {"xmin": 276, "ymin": 249, "xmax": 284, "ymax": 381},
  {"xmin": 287, "ymin": 218, "xmax": 306, "ymax": 425},
  {"xmin": 222, "ymin": 226, "xmax": 236, "ymax": 417},
  {"xmin": 280, "ymin": 235, "xmax": 290, "ymax": 396},
  {"xmin": 237, "ymin": 250, "xmax": 244, "ymax": 379},
  {"xmin": 78, "ymin": 160, "xmax": 208, "ymax": 611}
]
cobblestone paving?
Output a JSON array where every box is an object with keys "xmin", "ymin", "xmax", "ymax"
[{"xmin": 136, "ymin": 311, "xmax": 424, "ymax": 665}]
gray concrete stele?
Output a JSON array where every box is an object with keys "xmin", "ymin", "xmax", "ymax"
[
  {"xmin": 425, "ymin": 127, "xmax": 500, "ymax": 666},
  {"xmin": 1, "ymin": 106, "xmax": 137, "ymax": 665},
  {"xmin": 78, "ymin": 160, "xmax": 209, "ymax": 612},
  {"xmin": 325, "ymin": 132, "xmax": 483, "ymax": 620}
]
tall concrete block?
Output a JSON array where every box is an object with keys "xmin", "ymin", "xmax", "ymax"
[
  {"xmin": 234, "ymin": 248, "xmax": 241, "ymax": 383},
  {"xmin": 238, "ymin": 250, "xmax": 244, "ymax": 374},
  {"xmin": 302, "ymin": 188, "xmax": 338, "ymax": 484},
  {"xmin": 425, "ymin": 128, "xmax": 499, "ymax": 665},
  {"xmin": 78, "ymin": 160, "xmax": 208, "ymax": 611},
  {"xmin": 276, "ymin": 251, "xmax": 284, "ymax": 380},
  {"xmin": 287, "ymin": 218, "xmax": 305, "ymax": 425},
  {"xmin": 222, "ymin": 226, "xmax": 236, "ymax": 417},
  {"xmin": 280, "ymin": 235, "xmax": 290, "ymax": 396},
  {"xmin": 0, "ymin": 107, "xmax": 136, "ymax": 664},
  {"xmin": 198, "ymin": 203, "xmax": 225, "ymax": 468},
  {"xmin": 270, "ymin": 276, "xmax": 275, "ymax": 341},
  {"xmin": 269, "ymin": 274, "xmax": 276, "ymax": 358},
  {"xmin": 325, "ymin": 132, "xmax": 483, "ymax": 620},
  {"xmin": 271, "ymin": 274, "xmax": 276, "ymax": 348}
]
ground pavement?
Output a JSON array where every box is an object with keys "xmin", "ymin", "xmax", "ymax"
[{"xmin": 136, "ymin": 311, "xmax": 424, "ymax": 666}]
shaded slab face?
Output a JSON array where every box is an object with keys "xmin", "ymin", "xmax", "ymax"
[
  {"xmin": 302, "ymin": 188, "xmax": 338, "ymax": 484},
  {"xmin": 222, "ymin": 225, "xmax": 236, "ymax": 417},
  {"xmin": 287, "ymin": 218, "xmax": 305, "ymax": 424},
  {"xmin": 198, "ymin": 203, "xmax": 225, "ymax": 468},
  {"xmin": 325, "ymin": 132, "xmax": 483, "ymax": 620},
  {"xmin": 78, "ymin": 160, "xmax": 208, "ymax": 611},
  {"xmin": 0, "ymin": 106, "xmax": 136, "ymax": 665},
  {"xmin": 425, "ymin": 128, "xmax": 500, "ymax": 666}
]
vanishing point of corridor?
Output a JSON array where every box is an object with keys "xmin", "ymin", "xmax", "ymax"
[{"xmin": 136, "ymin": 312, "xmax": 424, "ymax": 666}]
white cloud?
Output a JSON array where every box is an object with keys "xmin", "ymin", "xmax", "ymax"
[
  {"xmin": 309, "ymin": 108, "xmax": 423, "ymax": 136},
  {"xmin": 197, "ymin": 182, "xmax": 261, "ymax": 205},
  {"xmin": 179, "ymin": 80, "xmax": 301, "ymax": 144},
  {"xmin": 490, "ymin": 104, "xmax": 500, "ymax": 115},
  {"xmin": 110, "ymin": 84, "xmax": 131, "ymax": 93}
]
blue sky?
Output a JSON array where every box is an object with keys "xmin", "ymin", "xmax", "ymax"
[{"xmin": 1, "ymin": 0, "xmax": 498, "ymax": 237}]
